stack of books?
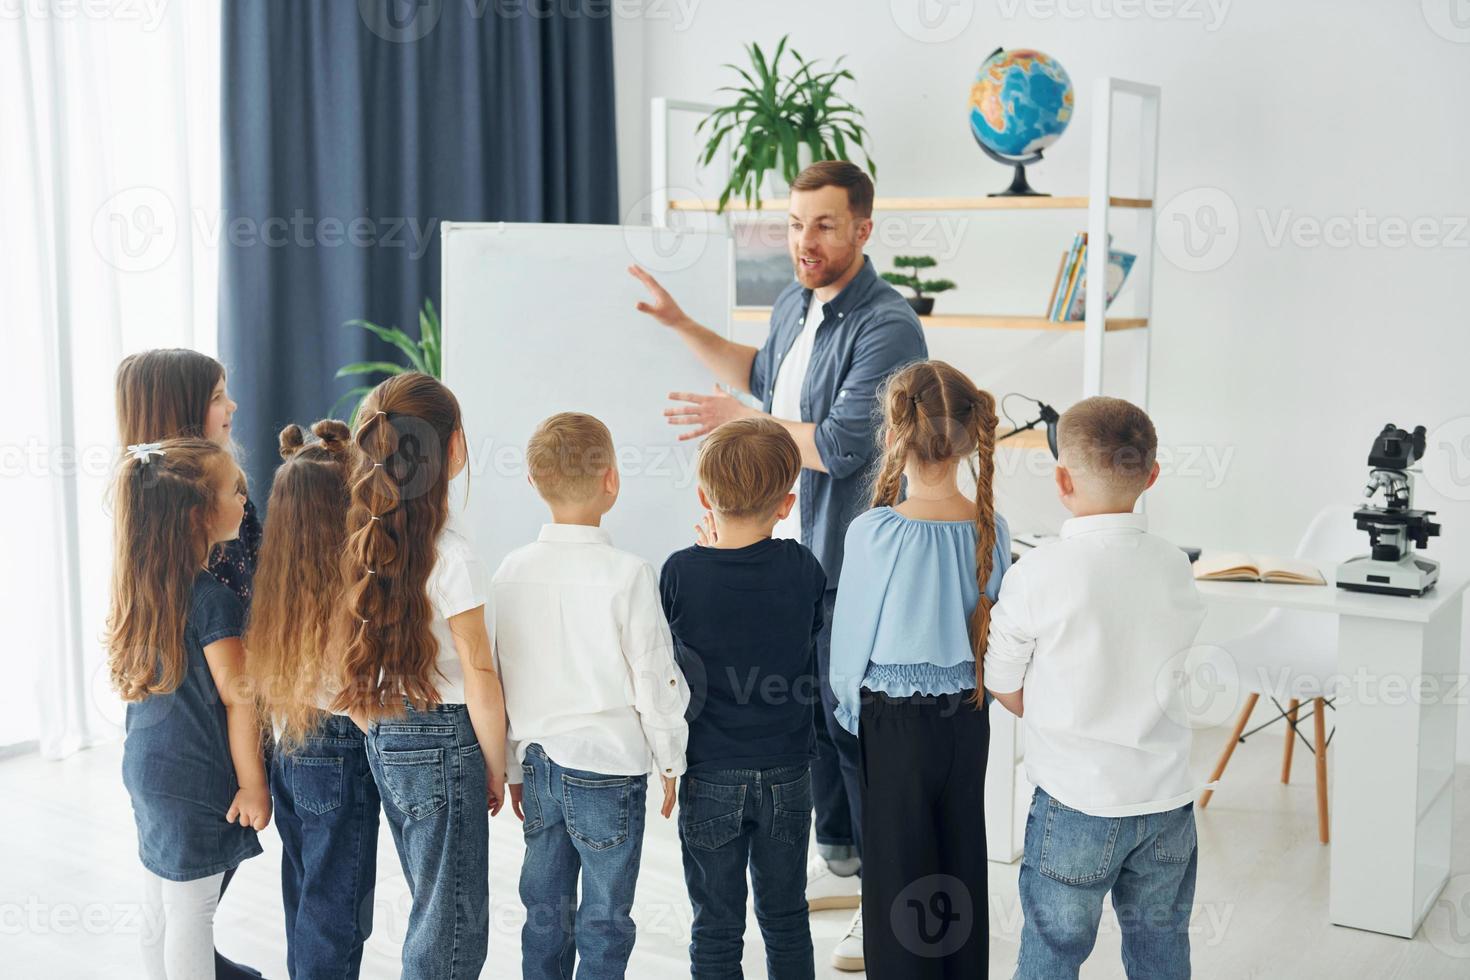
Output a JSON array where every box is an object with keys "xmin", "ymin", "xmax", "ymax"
[{"xmin": 1045, "ymin": 233, "xmax": 1136, "ymax": 322}]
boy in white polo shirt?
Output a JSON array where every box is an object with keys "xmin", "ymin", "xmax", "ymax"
[
  {"xmin": 984, "ymin": 396, "xmax": 1206, "ymax": 980},
  {"xmin": 494, "ymin": 412, "xmax": 690, "ymax": 980}
]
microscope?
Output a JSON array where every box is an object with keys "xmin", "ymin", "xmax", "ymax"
[{"xmin": 1335, "ymin": 424, "xmax": 1441, "ymax": 597}]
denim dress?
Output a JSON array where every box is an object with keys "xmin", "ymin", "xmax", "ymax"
[{"xmin": 121, "ymin": 572, "xmax": 263, "ymax": 881}]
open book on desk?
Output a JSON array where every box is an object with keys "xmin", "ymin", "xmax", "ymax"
[{"xmin": 1192, "ymin": 552, "xmax": 1326, "ymax": 586}]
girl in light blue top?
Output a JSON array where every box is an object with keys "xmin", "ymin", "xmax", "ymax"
[{"xmin": 830, "ymin": 359, "xmax": 1010, "ymax": 977}]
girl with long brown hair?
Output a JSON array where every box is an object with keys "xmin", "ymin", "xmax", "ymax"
[
  {"xmin": 108, "ymin": 437, "xmax": 270, "ymax": 979},
  {"xmin": 331, "ymin": 372, "xmax": 507, "ymax": 980},
  {"xmin": 115, "ymin": 349, "xmax": 262, "ymax": 606},
  {"xmin": 828, "ymin": 360, "xmax": 1013, "ymax": 978},
  {"xmin": 244, "ymin": 419, "xmax": 380, "ymax": 978}
]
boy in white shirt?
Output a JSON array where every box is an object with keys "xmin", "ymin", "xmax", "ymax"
[
  {"xmin": 494, "ymin": 412, "xmax": 691, "ymax": 980},
  {"xmin": 985, "ymin": 396, "xmax": 1206, "ymax": 980}
]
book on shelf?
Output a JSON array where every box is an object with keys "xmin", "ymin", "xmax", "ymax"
[
  {"xmin": 1192, "ymin": 552, "xmax": 1326, "ymax": 586},
  {"xmin": 1047, "ymin": 233, "xmax": 1137, "ymax": 321}
]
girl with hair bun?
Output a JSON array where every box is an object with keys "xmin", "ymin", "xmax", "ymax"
[
  {"xmin": 245, "ymin": 419, "xmax": 380, "ymax": 978},
  {"xmin": 829, "ymin": 359, "xmax": 1012, "ymax": 977},
  {"xmin": 332, "ymin": 372, "xmax": 507, "ymax": 980}
]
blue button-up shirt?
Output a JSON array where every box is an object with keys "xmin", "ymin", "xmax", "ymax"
[{"xmin": 748, "ymin": 255, "xmax": 927, "ymax": 586}]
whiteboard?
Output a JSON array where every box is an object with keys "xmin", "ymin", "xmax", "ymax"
[{"xmin": 441, "ymin": 221, "xmax": 733, "ymax": 568}]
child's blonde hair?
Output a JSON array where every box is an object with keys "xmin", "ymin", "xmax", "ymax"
[
  {"xmin": 107, "ymin": 438, "xmax": 241, "ymax": 701},
  {"xmin": 525, "ymin": 412, "xmax": 616, "ymax": 504},
  {"xmin": 1057, "ymin": 396, "xmax": 1158, "ymax": 498},
  {"xmin": 245, "ymin": 420, "xmax": 355, "ymax": 750},
  {"xmin": 697, "ymin": 417, "xmax": 801, "ymax": 520},
  {"xmin": 871, "ymin": 360, "xmax": 999, "ymax": 698}
]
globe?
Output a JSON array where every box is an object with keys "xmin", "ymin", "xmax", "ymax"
[{"xmin": 968, "ymin": 48, "xmax": 1074, "ymax": 196}]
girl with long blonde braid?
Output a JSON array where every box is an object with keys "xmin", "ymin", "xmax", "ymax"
[{"xmin": 829, "ymin": 359, "xmax": 1012, "ymax": 978}]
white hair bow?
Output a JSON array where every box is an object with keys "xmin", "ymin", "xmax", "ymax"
[{"xmin": 126, "ymin": 442, "xmax": 167, "ymax": 464}]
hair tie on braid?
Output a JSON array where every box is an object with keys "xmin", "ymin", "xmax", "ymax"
[
  {"xmin": 369, "ymin": 514, "xmax": 381, "ymax": 521},
  {"xmin": 911, "ymin": 392, "xmax": 923, "ymax": 405}
]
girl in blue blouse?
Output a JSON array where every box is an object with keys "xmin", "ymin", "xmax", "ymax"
[{"xmin": 830, "ymin": 359, "xmax": 1011, "ymax": 979}]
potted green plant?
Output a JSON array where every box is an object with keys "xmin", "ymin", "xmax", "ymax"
[
  {"xmin": 696, "ymin": 35, "xmax": 875, "ymax": 213},
  {"xmin": 881, "ymin": 256, "xmax": 955, "ymax": 316},
  {"xmin": 331, "ymin": 298, "xmax": 441, "ymax": 426}
]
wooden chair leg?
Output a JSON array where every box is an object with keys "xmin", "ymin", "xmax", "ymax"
[
  {"xmin": 1281, "ymin": 698, "xmax": 1300, "ymax": 783},
  {"xmin": 1314, "ymin": 697, "xmax": 1329, "ymax": 844},
  {"xmin": 1200, "ymin": 692, "xmax": 1259, "ymax": 808}
]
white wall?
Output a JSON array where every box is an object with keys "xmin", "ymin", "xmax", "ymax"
[{"xmin": 613, "ymin": 0, "xmax": 1470, "ymax": 759}]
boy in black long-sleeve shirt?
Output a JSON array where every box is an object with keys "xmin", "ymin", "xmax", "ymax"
[{"xmin": 660, "ymin": 417, "xmax": 827, "ymax": 980}]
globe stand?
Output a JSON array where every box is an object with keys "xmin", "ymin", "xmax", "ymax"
[{"xmin": 975, "ymin": 135, "xmax": 1048, "ymax": 197}]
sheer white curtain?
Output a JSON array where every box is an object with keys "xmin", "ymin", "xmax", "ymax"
[{"xmin": 0, "ymin": 2, "xmax": 221, "ymax": 758}]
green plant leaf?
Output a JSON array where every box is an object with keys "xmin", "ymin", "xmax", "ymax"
[
  {"xmin": 335, "ymin": 360, "xmax": 406, "ymax": 379},
  {"xmin": 345, "ymin": 318, "xmax": 428, "ymax": 374}
]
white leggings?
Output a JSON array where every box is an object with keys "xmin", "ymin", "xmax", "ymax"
[{"xmin": 139, "ymin": 868, "xmax": 224, "ymax": 979}]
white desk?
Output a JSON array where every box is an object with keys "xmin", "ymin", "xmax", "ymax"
[{"xmin": 1197, "ymin": 566, "xmax": 1468, "ymax": 938}]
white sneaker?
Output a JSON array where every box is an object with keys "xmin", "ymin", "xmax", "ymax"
[
  {"xmin": 831, "ymin": 909, "xmax": 864, "ymax": 972},
  {"xmin": 806, "ymin": 859, "xmax": 861, "ymax": 911}
]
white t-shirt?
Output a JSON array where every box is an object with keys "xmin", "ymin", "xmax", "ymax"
[
  {"xmin": 426, "ymin": 522, "xmax": 493, "ymax": 703},
  {"xmin": 770, "ymin": 293, "xmax": 823, "ymax": 541}
]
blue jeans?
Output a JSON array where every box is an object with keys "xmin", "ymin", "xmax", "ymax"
[
  {"xmin": 517, "ymin": 744, "xmax": 648, "ymax": 980},
  {"xmin": 1015, "ymin": 788, "xmax": 1197, "ymax": 980},
  {"xmin": 679, "ymin": 765, "xmax": 814, "ymax": 980},
  {"xmin": 367, "ymin": 704, "xmax": 489, "ymax": 980},
  {"xmin": 270, "ymin": 714, "xmax": 381, "ymax": 980}
]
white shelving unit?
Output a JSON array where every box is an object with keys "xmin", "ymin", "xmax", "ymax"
[{"xmin": 651, "ymin": 79, "xmax": 1163, "ymax": 861}]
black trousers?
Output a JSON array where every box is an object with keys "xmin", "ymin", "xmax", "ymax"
[{"xmin": 859, "ymin": 690, "xmax": 989, "ymax": 979}]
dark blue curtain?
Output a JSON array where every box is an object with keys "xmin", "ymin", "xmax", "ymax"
[{"xmin": 219, "ymin": 0, "xmax": 619, "ymax": 499}]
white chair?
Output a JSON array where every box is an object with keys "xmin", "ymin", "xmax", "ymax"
[{"xmin": 1198, "ymin": 506, "xmax": 1363, "ymax": 844}]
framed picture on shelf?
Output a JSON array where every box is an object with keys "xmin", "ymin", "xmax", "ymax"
[{"xmin": 732, "ymin": 217, "xmax": 794, "ymax": 309}]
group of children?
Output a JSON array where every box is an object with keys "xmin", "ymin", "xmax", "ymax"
[{"xmin": 108, "ymin": 348, "xmax": 1204, "ymax": 980}]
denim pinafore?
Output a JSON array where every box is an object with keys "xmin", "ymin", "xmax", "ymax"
[{"xmin": 121, "ymin": 572, "xmax": 262, "ymax": 880}]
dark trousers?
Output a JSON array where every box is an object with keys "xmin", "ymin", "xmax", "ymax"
[
  {"xmin": 812, "ymin": 588, "xmax": 862, "ymax": 860},
  {"xmin": 859, "ymin": 690, "xmax": 989, "ymax": 979},
  {"xmin": 679, "ymin": 765, "xmax": 815, "ymax": 980}
]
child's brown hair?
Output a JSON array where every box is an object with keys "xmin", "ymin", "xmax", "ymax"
[
  {"xmin": 870, "ymin": 360, "xmax": 999, "ymax": 699},
  {"xmin": 333, "ymin": 373, "xmax": 464, "ymax": 721},
  {"xmin": 697, "ymin": 417, "xmax": 801, "ymax": 520},
  {"xmin": 245, "ymin": 420, "xmax": 355, "ymax": 749},
  {"xmin": 114, "ymin": 349, "xmax": 225, "ymax": 445},
  {"xmin": 107, "ymin": 438, "xmax": 241, "ymax": 701},
  {"xmin": 1057, "ymin": 396, "xmax": 1158, "ymax": 498},
  {"xmin": 525, "ymin": 412, "xmax": 616, "ymax": 504}
]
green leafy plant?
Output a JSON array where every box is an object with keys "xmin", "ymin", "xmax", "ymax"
[
  {"xmin": 696, "ymin": 35, "xmax": 875, "ymax": 213},
  {"xmin": 881, "ymin": 255, "xmax": 956, "ymax": 302},
  {"xmin": 331, "ymin": 298, "xmax": 441, "ymax": 426}
]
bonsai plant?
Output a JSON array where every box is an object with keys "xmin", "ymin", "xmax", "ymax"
[
  {"xmin": 881, "ymin": 256, "xmax": 956, "ymax": 316},
  {"xmin": 696, "ymin": 35, "xmax": 875, "ymax": 213},
  {"xmin": 331, "ymin": 298, "xmax": 441, "ymax": 426}
]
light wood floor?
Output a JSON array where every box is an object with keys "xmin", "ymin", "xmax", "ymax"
[{"xmin": 5, "ymin": 728, "xmax": 1469, "ymax": 978}]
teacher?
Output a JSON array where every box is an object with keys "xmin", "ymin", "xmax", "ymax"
[{"xmin": 630, "ymin": 160, "xmax": 926, "ymax": 972}]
